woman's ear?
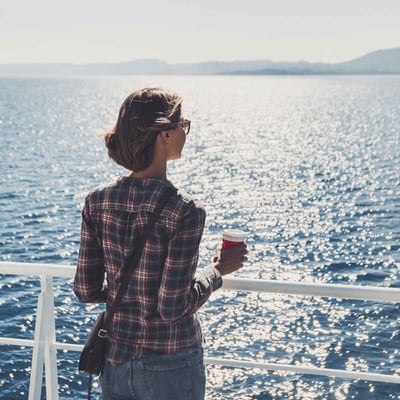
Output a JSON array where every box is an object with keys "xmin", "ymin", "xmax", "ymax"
[{"xmin": 160, "ymin": 131, "xmax": 170, "ymax": 143}]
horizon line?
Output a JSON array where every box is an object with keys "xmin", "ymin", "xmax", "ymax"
[{"xmin": 1, "ymin": 46, "xmax": 399, "ymax": 66}]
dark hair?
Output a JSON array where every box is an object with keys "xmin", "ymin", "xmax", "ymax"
[{"xmin": 104, "ymin": 87, "xmax": 182, "ymax": 171}]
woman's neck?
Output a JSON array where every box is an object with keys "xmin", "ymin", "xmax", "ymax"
[
  {"xmin": 129, "ymin": 163, "xmax": 167, "ymax": 180},
  {"xmin": 129, "ymin": 134, "xmax": 168, "ymax": 179}
]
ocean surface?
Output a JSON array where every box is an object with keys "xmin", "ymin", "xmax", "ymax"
[{"xmin": 0, "ymin": 75, "xmax": 399, "ymax": 399}]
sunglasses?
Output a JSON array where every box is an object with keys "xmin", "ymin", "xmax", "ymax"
[{"xmin": 174, "ymin": 119, "xmax": 191, "ymax": 135}]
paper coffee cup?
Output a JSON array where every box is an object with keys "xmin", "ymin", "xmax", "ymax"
[{"xmin": 222, "ymin": 229, "xmax": 247, "ymax": 250}]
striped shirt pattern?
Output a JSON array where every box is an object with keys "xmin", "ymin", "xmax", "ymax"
[{"xmin": 74, "ymin": 177, "xmax": 222, "ymax": 364}]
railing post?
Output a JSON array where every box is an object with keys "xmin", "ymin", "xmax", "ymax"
[{"xmin": 28, "ymin": 275, "xmax": 59, "ymax": 400}]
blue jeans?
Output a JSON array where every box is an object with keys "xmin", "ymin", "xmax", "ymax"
[{"xmin": 100, "ymin": 347, "xmax": 206, "ymax": 400}]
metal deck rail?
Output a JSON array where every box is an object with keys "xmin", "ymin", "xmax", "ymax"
[{"xmin": 1, "ymin": 261, "xmax": 400, "ymax": 399}]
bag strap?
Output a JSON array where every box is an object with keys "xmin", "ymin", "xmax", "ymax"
[{"xmin": 99, "ymin": 186, "xmax": 175, "ymax": 336}]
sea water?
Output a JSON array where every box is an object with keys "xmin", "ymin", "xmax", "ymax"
[{"xmin": 0, "ymin": 75, "xmax": 399, "ymax": 399}]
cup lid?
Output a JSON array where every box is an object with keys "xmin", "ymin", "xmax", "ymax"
[{"xmin": 222, "ymin": 229, "xmax": 247, "ymax": 242}]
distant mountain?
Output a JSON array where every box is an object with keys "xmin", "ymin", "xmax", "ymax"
[
  {"xmin": 229, "ymin": 48, "xmax": 400, "ymax": 75},
  {"xmin": 333, "ymin": 47, "xmax": 400, "ymax": 74},
  {"xmin": 0, "ymin": 47, "xmax": 399, "ymax": 77}
]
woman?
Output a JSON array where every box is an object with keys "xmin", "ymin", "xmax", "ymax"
[{"xmin": 74, "ymin": 87, "xmax": 247, "ymax": 400}]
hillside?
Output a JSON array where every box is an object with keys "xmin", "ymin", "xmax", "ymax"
[{"xmin": 0, "ymin": 47, "xmax": 399, "ymax": 76}]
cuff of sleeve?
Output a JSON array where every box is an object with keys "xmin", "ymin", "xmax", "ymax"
[{"xmin": 203, "ymin": 265, "xmax": 223, "ymax": 292}]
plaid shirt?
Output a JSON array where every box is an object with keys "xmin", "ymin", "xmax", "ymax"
[{"xmin": 74, "ymin": 177, "xmax": 222, "ymax": 364}]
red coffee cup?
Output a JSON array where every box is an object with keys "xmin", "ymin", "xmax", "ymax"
[{"xmin": 222, "ymin": 229, "xmax": 247, "ymax": 250}]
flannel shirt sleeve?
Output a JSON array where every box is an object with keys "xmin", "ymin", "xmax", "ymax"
[
  {"xmin": 74, "ymin": 201, "xmax": 108, "ymax": 303},
  {"xmin": 157, "ymin": 205, "xmax": 222, "ymax": 321}
]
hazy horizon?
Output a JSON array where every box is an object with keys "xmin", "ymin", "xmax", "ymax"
[
  {"xmin": 0, "ymin": 46, "xmax": 398, "ymax": 66},
  {"xmin": 1, "ymin": 0, "xmax": 399, "ymax": 65}
]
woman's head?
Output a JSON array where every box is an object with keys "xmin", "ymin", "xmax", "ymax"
[{"xmin": 105, "ymin": 87, "xmax": 183, "ymax": 172}]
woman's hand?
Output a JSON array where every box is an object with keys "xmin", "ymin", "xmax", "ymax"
[{"xmin": 213, "ymin": 243, "xmax": 248, "ymax": 276}]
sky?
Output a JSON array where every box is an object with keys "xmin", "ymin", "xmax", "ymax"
[{"xmin": 0, "ymin": 0, "xmax": 399, "ymax": 65}]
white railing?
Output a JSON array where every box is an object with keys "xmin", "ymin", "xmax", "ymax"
[{"xmin": 1, "ymin": 261, "xmax": 400, "ymax": 399}]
